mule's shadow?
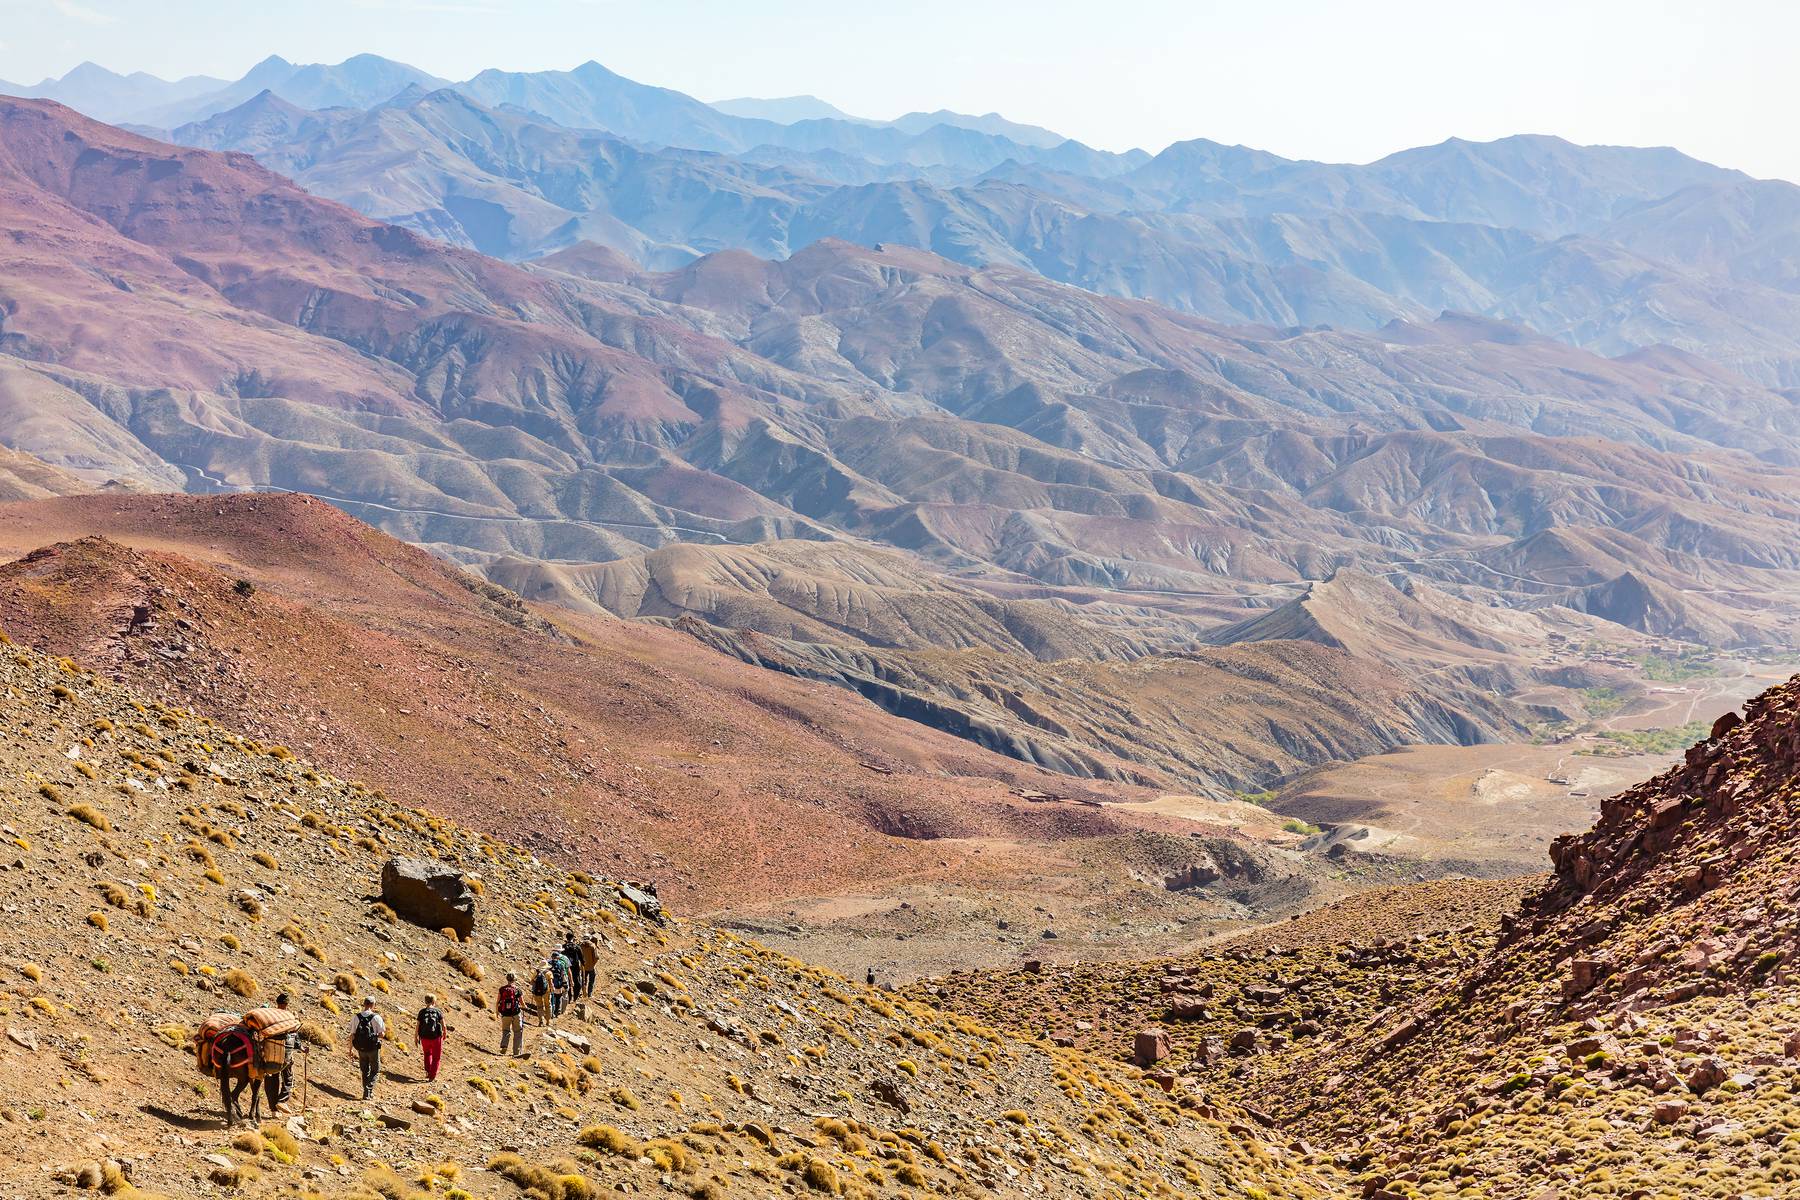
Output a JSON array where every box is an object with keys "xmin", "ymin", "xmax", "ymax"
[{"xmin": 139, "ymin": 1102, "xmax": 224, "ymax": 1132}]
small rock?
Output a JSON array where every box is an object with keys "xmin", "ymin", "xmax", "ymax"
[
  {"xmin": 1686, "ymin": 1057, "xmax": 1728, "ymax": 1094},
  {"xmin": 869, "ymin": 1076, "xmax": 910, "ymax": 1114}
]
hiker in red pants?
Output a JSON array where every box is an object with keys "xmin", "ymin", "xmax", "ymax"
[{"xmin": 416, "ymin": 993, "xmax": 447, "ymax": 1083}]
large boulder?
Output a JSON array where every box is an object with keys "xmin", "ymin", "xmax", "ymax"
[
  {"xmin": 380, "ymin": 857, "xmax": 475, "ymax": 938},
  {"xmin": 1134, "ymin": 1028, "xmax": 1171, "ymax": 1067},
  {"xmin": 617, "ymin": 882, "xmax": 665, "ymax": 924}
]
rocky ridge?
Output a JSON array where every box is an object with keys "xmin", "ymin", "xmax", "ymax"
[{"xmin": 919, "ymin": 671, "xmax": 1800, "ymax": 1196}]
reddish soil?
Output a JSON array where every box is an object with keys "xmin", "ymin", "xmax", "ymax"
[{"xmin": 0, "ymin": 492, "xmax": 1205, "ymax": 918}]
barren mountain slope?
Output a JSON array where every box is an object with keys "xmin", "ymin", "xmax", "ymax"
[
  {"xmin": 910, "ymin": 876, "xmax": 1538, "ymax": 1076},
  {"xmin": 1243, "ymin": 672, "xmax": 1800, "ymax": 1197},
  {"xmin": 486, "ymin": 542, "xmax": 1529, "ymax": 794},
  {"xmin": 1205, "ymin": 568, "xmax": 1675, "ymax": 719},
  {"xmin": 0, "ymin": 639, "xmax": 1341, "ymax": 1199},
  {"xmin": 925, "ymin": 673, "xmax": 1800, "ymax": 1197},
  {"xmin": 486, "ymin": 540, "xmax": 1165, "ymax": 660},
  {"xmin": 7, "ymin": 96, "xmax": 1800, "ymax": 808},
  {"xmin": 0, "ymin": 443, "xmax": 96, "ymax": 501},
  {"xmin": 681, "ymin": 621, "xmax": 1513, "ymax": 794}
]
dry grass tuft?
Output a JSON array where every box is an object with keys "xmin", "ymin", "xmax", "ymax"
[
  {"xmin": 68, "ymin": 804, "xmax": 109, "ymax": 830},
  {"xmin": 578, "ymin": 1125, "xmax": 641, "ymax": 1156},
  {"xmin": 443, "ymin": 946, "xmax": 484, "ymax": 980}
]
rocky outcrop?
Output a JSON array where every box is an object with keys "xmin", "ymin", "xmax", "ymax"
[
  {"xmin": 380, "ymin": 857, "xmax": 476, "ymax": 938},
  {"xmin": 1162, "ymin": 863, "xmax": 1221, "ymax": 891},
  {"xmin": 1498, "ymin": 677, "xmax": 1800, "ymax": 1020}
]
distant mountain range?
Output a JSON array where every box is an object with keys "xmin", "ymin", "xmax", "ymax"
[
  {"xmin": 2, "ymin": 98, "xmax": 1795, "ymax": 624},
  {"xmin": 711, "ymin": 93, "xmax": 1069, "ymax": 148},
  {"xmin": 0, "ymin": 60, "xmax": 228, "ymax": 123},
  {"xmin": 8, "ymin": 55, "xmax": 1133, "ymax": 179},
  {"xmin": 711, "ymin": 94, "xmax": 862, "ymax": 123},
  {"xmin": 12, "ymin": 55, "xmax": 1789, "ymax": 382}
]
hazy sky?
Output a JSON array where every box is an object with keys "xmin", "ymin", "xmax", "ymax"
[{"xmin": 1, "ymin": 0, "xmax": 1792, "ymax": 179}]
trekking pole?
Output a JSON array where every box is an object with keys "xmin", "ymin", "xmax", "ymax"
[{"xmin": 301, "ymin": 1045, "xmax": 310, "ymax": 1114}]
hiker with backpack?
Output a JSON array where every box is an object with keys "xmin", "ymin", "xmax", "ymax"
[
  {"xmin": 497, "ymin": 971, "xmax": 526, "ymax": 1055},
  {"xmin": 416, "ymin": 994, "xmax": 447, "ymax": 1083},
  {"xmin": 579, "ymin": 933, "xmax": 599, "ymax": 998},
  {"xmin": 557, "ymin": 933, "xmax": 577, "ymax": 1008},
  {"xmin": 348, "ymin": 997, "xmax": 386, "ymax": 1101},
  {"xmin": 561, "ymin": 931, "xmax": 580, "ymax": 978},
  {"xmin": 549, "ymin": 949, "xmax": 571, "ymax": 1017},
  {"xmin": 531, "ymin": 960, "xmax": 554, "ymax": 1026}
]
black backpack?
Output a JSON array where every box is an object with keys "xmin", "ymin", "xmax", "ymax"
[
  {"xmin": 418, "ymin": 1006, "xmax": 443, "ymax": 1040},
  {"xmin": 497, "ymin": 985, "xmax": 521, "ymax": 1016},
  {"xmin": 531, "ymin": 971, "xmax": 549, "ymax": 997},
  {"xmin": 352, "ymin": 1011, "xmax": 380, "ymax": 1051}
]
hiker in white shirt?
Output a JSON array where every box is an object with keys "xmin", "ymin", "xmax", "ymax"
[{"xmin": 348, "ymin": 998, "xmax": 386, "ymax": 1100}]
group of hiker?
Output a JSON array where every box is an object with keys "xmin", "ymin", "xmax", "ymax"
[
  {"xmin": 201, "ymin": 929, "xmax": 608, "ymax": 1119},
  {"xmin": 549, "ymin": 930, "xmax": 601, "ymax": 1014},
  {"xmin": 344, "ymin": 930, "xmax": 604, "ymax": 1105},
  {"xmin": 493, "ymin": 929, "xmax": 599, "ymax": 1054}
]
